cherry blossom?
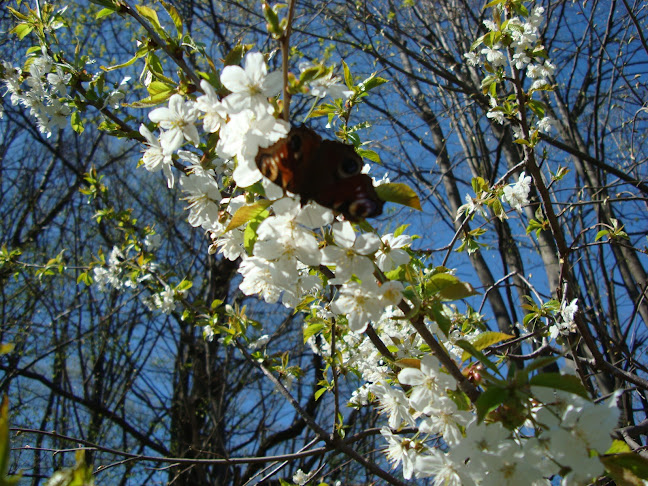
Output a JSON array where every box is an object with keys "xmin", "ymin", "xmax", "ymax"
[
  {"xmin": 216, "ymin": 108, "xmax": 289, "ymax": 187},
  {"xmin": 376, "ymin": 233, "xmax": 412, "ymax": 272},
  {"xmin": 398, "ymin": 355, "xmax": 456, "ymax": 412},
  {"xmin": 381, "ymin": 427, "xmax": 421, "ymax": 480},
  {"xmin": 502, "ymin": 171, "xmax": 532, "ymax": 211},
  {"xmin": 139, "ymin": 124, "xmax": 175, "ymax": 188},
  {"xmin": 254, "ymin": 212, "xmax": 322, "ymax": 267},
  {"xmin": 331, "ymin": 280, "xmax": 386, "ymax": 332},
  {"xmin": 321, "ymin": 221, "xmax": 380, "ymax": 282},
  {"xmin": 148, "ymin": 94, "xmax": 200, "ymax": 154},
  {"xmin": 220, "ymin": 52, "xmax": 282, "ymax": 115},
  {"xmin": 179, "ymin": 171, "xmax": 222, "ymax": 229},
  {"xmin": 196, "ymin": 79, "xmax": 228, "ymax": 133}
]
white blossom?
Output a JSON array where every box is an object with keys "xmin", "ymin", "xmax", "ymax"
[
  {"xmin": 481, "ymin": 46, "xmax": 507, "ymax": 67},
  {"xmin": 464, "ymin": 52, "xmax": 481, "ymax": 67},
  {"xmin": 321, "ymin": 221, "xmax": 380, "ymax": 282},
  {"xmin": 179, "ymin": 172, "xmax": 222, "ymax": 229},
  {"xmin": 196, "ymin": 79, "xmax": 228, "ymax": 133},
  {"xmin": 502, "ymin": 171, "xmax": 532, "ymax": 211},
  {"xmin": 139, "ymin": 124, "xmax": 175, "ymax": 188},
  {"xmin": 375, "ymin": 233, "xmax": 412, "ymax": 272},
  {"xmin": 398, "ymin": 355, "xmax": 456, "ymax": 412},
  {"xmin": 331, "ymin": 280, "xmax": 385, "ymax": 333},
  {"xmin": 220, "ymin": 52, "xmax": 282, "ymax": 115},
  {"xmin": 380, "ymin": 427, "xmax": 421, "ymax": 480},
  {"xmin": 152, "ymin": 285, "xmax": 176, "ymax": 314},
  {"xmin": 148, "ymin": 94, "xmax": 200, "ymax": 154}
]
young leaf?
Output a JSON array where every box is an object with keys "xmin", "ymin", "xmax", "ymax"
[
  {"xmin": 475, "ymin": 386, "xmax": 506, "ymax": 423},
  {"xmin": 469, "ymin": 331, "xmax": 514, "ymax": 352},
  {"xmin": 375, "ymin": 183, "xmax": 421, "ymax": 210},
  {"xmin": 225, "ymin": 200, "xmax": 273, "ymax": 233}
]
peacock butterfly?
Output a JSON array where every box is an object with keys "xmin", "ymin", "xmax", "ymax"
[{"xmin": 254, "ymin": 126, "xmax": 384, "ymax": 221}]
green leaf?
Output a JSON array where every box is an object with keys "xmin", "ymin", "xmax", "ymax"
[
  {"xmin": 225, "ymin": 200, "xmax": 273, "ymax": 233},
  {"xmin": 375, "ymin": 183, "xmax": 421, "ymax": 210},
  {"xmin": 303, "ymin": 322, "xmax": 325, "ymax": 343},
  {"xmin": 70, "ymin": 111, "xmax": 84, "ymax": 134},
  {"xmin": 428, "ymin": 301, "xmax": 452, "ymax": 336},
  {"xmin": 529, "ymin": 373, "xmax": 590, "ymax": 399},
  {"xmin": 601, "ymin": 452, "xmax": 648, "ymax": 483},
  {"xmin": 129, "ymin": 90, "xmax": 174, "ymax": 107},
  {"xmin": 101, "ymin": 49, "xmax": 146, "ymax": 72},
  {"xmin": 607, "ymin": 440, "xmax": 632, "ymax": 454},
  {"xmin": 356, "ymin": 148, "xmax": 381, "ymax": 163},
  {"xmin": 426, "ymin": 273, "xmax": 478, "ymax": 300},
  {"xmin": 95, "ymin": 7, "xmax": 117, "ymax": 19},
  {"xmin": 223, "ymin": 44, "xmax": 252, "ymax": 67},
  {"xmin": 470, "ymin": 331, "xmax": 514, "ymax": 352},
  {"xmin": 314, "ymin": 387, "xmax": 327, "ymax": 400},
  {"xmin": 176, "ymin": 279, "xmax": 193, "ymax": 292},
  {"xmin": 484, "ymin": 0, "xmax": 504, "ymax": 8},
  {"xmin": 76, "ymin": 271, "xmax": 92, "ymax": 286},
  {"xmin": 6, "ymin": 6, "xmax": 29, "ymax": 21},
  {"xmin": 393, "ymin": 224, "xmax": 409, "ymax": 237},
  {"xmin": 136, "ymin": 5, "xmax": 165, "ymax": 37},
  {"xmin": 147, "ymin": 80, "xmax": 175, "ymax": 96},
  {"xmin": 360, "ymin": 75, "xmax": 388, "ymax": 92},
  {"xmin": 595, "ymin": 229, "xmax": 609, "ymax": 241},
  {"xmin": 384, "ymin": 265, "xmax": 406, "ymax": 281},
  {"xmin": 527, "ymin": 99, "xmax": 546, "ymax": 118},
  {"xmin": 342, "ymin": 60, "xmax": 353, "ymax": 89},
  {"xmin": 243, "ymin": 208, "xmax": 270, "ymax": 255},
  {"xmin": 475, "ymin": 386, "xmax": 506, "ymax": 423},
  {"xmin": 454, "ymin": 339, "xmax": 501, "ymax": 377},
  {"xmin": 160, "ymin": 0, "xmax": 183, "ymax": 37},
  {"xmin": 11, "ymin": 23, "xmax": 33, "ymax": 40},
  {"xmin": 262, "ymin": 2, "xmax": 281, "ymax": 36}
]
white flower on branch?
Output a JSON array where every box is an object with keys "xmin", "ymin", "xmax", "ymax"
[
  {"xmin": 148, "ymin": 94, "xmax": 200, "ymax": 154},
  {"xmin": 196, "ymin": 79, "xmax": 228, "ymax": 133},
  {"xmin": 139, "ymin": 124, "xmax": 175, "ymax": 188},
  {"xmin": 179, "ymin": 171, "xmax": 222, "ymax": 229},
  {"xmin": 376, "ymin": 233, "xmax": 412, "ymax": 272},
  {"xmin": 502, "ymin": 171, "xmax": 532, "ymax": 211},
  {"xmin": 321, "ymin": 221, "xmax": 380, "ymax": 282},
  {"xmin": 481, "ymin": 46, "xmax": 507, "ymax": 67},
  {"xmin": 220, "ymin": 51, "xmax": 282, "ymax": 115},
  {"xmin": 380, "ymin": 427, "xmax": 421, "ymax": 480},
  {"xmin": 398, "ymin": 355, "xmax": 456, "ymax": 413},
  {"xmin": 464, "ymin": 52, "xmax": 481, "ymax": 67},
  {"xmin": 549, "ymin": 298, "xmax": 578, "ymax": 339}
]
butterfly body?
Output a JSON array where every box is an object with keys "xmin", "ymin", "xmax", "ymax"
[{"xmin": 255, "ymin": 126, "xmax": 384, "ymax": 221}]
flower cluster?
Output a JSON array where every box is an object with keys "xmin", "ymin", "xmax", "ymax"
[
  {"xmin": 502, "ymin": 171, "xmax": 532, "ymax": 211},
  {"xmin": 91, "ymin": 240, "xmax": 184, "ymax": 316},
  {"xmin": 466, "ymin": 5, "xmax": 557, "ymax": 138},
  {"xmin": 2, "ymin": 54, "xmax": 72, "ymax": 137},
  {"xmin": 1, "ymin": 3, "xmax": 625, "ymax": 484},
  {"xmin": 133, "ymin": 49, "xmax": 619, "ymax": 484}
]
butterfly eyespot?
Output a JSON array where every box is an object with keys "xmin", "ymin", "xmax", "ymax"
[
  {"xmin": 338, "ymin": 157, "xmax": 361, "ymax": 178},
  {"xmin": 259, "ymin": 154, "xmax": 279, "ymax": 181},
  {"xmin": 349, "ymin": 198, "xmax": 379, "ymax": 218}
]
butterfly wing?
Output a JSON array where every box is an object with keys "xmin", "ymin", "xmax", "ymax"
[
  {"xmin": 314, "ymin": 175, "xmax": 384, "ymax": 222},
  {"xmin": 255, "ymin": 126, "xmax": 383, "ymax": 221},
  {"xmin": 255, "ymin": 127, "xmax": 321, "ymax": 194}
]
